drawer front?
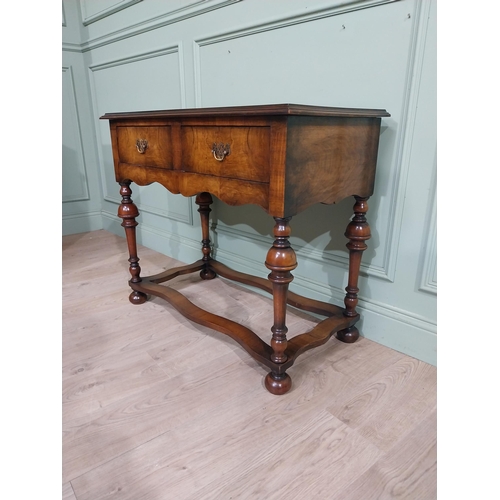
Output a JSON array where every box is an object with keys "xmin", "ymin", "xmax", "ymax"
[
  {"xmin": 117, "ymin": 126, "xmax": 172, "ymax": 169},
  {"xmin": 181, "ymin": 126, "xmax": 270, "ymax": 183}
]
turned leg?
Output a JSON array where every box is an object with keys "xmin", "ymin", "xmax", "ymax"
[
  {"xmin": 337, "ymin": 196, "xmax": 371, "ymax": 343},
  {"xmin": 118, "ymin": 181, "xmax": 147, "ymax": 305},
  {"xmin": 195, "ymin": 192, "xmax": 216, "ymax": 280},
  {"xmin": 264, "ymin": 217, "xmax": 297, "ymax": 395}
]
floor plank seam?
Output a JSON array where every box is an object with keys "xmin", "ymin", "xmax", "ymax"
[
  {"xmin": 63, "ymin": 231, "xmax": 437, "ymax": 499},
  {"xmin": 66, "ymin": 427, "xmax": 175, "ymax": 486}
]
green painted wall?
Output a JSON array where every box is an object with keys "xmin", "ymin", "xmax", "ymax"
[{"xmin": 62, "ymin": 0, "xmax": 437, "ymax": 364}]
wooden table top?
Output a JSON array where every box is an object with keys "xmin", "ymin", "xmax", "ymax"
[
  {"xmin": 101, "ymin": 103, "xmax": 390, "ymax": 120},
  {"xmin": 102, "ymin": 104, "xmax": 389, "ymax": 217}
]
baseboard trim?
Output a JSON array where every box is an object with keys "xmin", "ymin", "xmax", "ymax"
[
  {"xmin": 214, "ymin": 244, "xmax": 437, "ymax": 366},
  {"xmin": 62, "ymin": 212, "xmax": 103, "ymax": 235},
  {"xmin": 99, "ymin": 210, "xmax": 437, "ymax": 366},
  {"xmin": 101, "ymin": 211, "xmax": 202, "ymax": 264}
]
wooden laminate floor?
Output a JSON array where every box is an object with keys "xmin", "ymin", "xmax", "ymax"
[{"xmin": 62, "ymin": 230, "xmax": 437, "ymax": 500}]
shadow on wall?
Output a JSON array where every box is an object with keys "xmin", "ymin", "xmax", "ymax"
[
  {"xmin": 210, "ymin": 194, "xmax": 379, "ymax": 318},
  {"xmin": 213, "ymin": 193, "xmax": 377, "ymax": 264},
  {"xmin": 210, "ymin": 120, "xmax": 395, "ymax": 274}
]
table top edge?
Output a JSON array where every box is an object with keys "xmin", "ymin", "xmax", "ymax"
[{"xmin": 100, "ymin": 103, "xmax": 391, "ymax": 120}]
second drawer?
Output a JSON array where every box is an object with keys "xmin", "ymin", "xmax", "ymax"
[{"xmin": 180, "ymin": 126, "xmax": 270, "ymax": 183}]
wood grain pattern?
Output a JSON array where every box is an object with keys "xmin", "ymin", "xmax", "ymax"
[
  {"xmin": 338, "ymin": 410, "xmax": 437, "ymax": 499},
  {"xmin": 63, "ymin": 231, "xmax": 436, "ymax": 499},
  {"xmin": 116, "ymin": 125, "xmax": 173, "ymax": 169},
  {"xmin": 101, "ymin": 103, "xmax": 390, "ymax": 120},
  {"xmin": 209, "ymin": 259, "xmax": 346, "ymax": 317},
  {"xmin": 181, "ymin": 125, "xmax": 271, "ymax": 182},
  {"xmin": 105, "ymin": 103, "xmax": 389, "ymax": 393},
  {"xmin": 131, "ymin": 278, "xmax": 275, "ymax": 367},
  {"xmin": 284, "ymin": 116, "xmax": 381, "ymax": 215},
  {"xmin": 327, "ymin": 357, "xmax": 437, "ymax": 451},
  {"xmin": 62, "ymin": 482, "xmax": 77, "ymax": 500},
  {"xmin": 183, "ymin": 411, "xmax": 382, "ymax": 500},
  {"xmin": 103, "ymin": 103, "xmax": 388, "ymax": 217}
]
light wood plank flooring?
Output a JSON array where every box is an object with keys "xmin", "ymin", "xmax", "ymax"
[{"xmin": 62, "ymin": 230, "xmax": 437, "ymax": 499}]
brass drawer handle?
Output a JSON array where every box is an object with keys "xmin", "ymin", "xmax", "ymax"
[
  {"xmin": 136, "ymin": 139, "xmax": 148, "ymax": 154},
  {"xmin": 212, "ymin": 142, "xmax": 230, "ymax": 161}
]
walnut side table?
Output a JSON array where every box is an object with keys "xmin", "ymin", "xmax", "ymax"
[{"xmin": 101, "ymin": 103, "xmax": 389, "ymax": 395}]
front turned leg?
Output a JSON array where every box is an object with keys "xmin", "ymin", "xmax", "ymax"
[
  {"xmin": 337, "ymin": 196, "xmax": 371, "ymax": 343},
  {"xmin": 265, "ymin": 217, "xmax": 297, "ymax": 395},
  {"xmin": 195, "ymin": 192, "xmax": 216, "ymax": 280},
  {"xmin": 118, "ymin": 181, "xmax": 147, "ymax": 305}
]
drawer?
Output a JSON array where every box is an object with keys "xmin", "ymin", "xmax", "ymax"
[
  {"xmin": 116, "ymin": 126, "xmax": 173, "ymax": 169},
  {"xmin": 180, "ymin": 126, "xmax": 270, "ymax": 183}
]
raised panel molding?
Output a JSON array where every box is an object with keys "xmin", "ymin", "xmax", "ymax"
[
  {"xmin": 80, "ymin": 0, "xmax": 143, "ymax": 26},
  {"xmin": 419, "ymin": 155, "xmax": 437, "ymax": 294},
  {"xmin": 214, "ymin": 229, "xmax": 437, "ymax": 364},
  {"xmin": 89, "ymin": 46, "xmax": 193, "ymax": 225},
  {"xmin": 62, "ymin": 0, "xmax": 436, "ymax": 364},
  {"xmin": 419, "ymin": 209, "xmax": 437, "ymax": 294},
  {"xmin": 382, "ymin": 0, "xmax": 433, "ymax": 282},
  {"xmin": 101, "ymin": 208, "xmax": 202, "ymax": 263},
  {"xmin": 215, "ymin": 222, "xmax": 388, "ymax": 281},
  {"xmin": 132, "ymin": 197, "xmax": 194, "ymax": 226},
  {"xmin": 193, "ymin": 0, "xmax": 401, "ymax": 107},
  {"xmin": 62, "ymin": 211, "xmax": 104, "ymax": 235},
  {"xmin": 193, "ymin": 0, "xmax": 427, "ymax": 284},
  {"xmin": 62, "ymin": 66, "xmax": 90, "ymax": 203},
  {"xmin": 62, "ymin": 42, "xmax": 82, "ymax": 53},
  {"xmin": 196, "ymin": 0, "xmax": 400, "ymax": 48},
  {"xmin": 88, "ymin": 45, "xmax": 180, "ymax": 72},
  {"xmin": 79, "ymin": 0, "xmax": 242, "ymax": 52}
]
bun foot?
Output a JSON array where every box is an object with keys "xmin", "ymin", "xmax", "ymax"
[
  {"xmin": 265, "ymin": 372, "xmax": 292, "ymax": 395},
  {"xmin": 200, "ymin": 268, "xmax": 216, "ymax": 280},
  {"xmin": 129, "ymin": 291, "xmax": 147, "ymax": 305},
  {"xmin": 337, "ymin": 325, "xmax": 359, "ymax": 343}
]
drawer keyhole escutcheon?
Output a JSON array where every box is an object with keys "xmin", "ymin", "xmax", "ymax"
[
  {"xmin": 136, "ymin": 139, "xmax": 148, "ymax": 154},
  {"xmin": 212, "ymin": 142, "xmax": 231, "ymax": 161}
]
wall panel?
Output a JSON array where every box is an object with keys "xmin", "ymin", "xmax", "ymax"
[
  {"xmin": 80, "ymin": 0, "xmax": 142, "ymax": 25},
  {"xmin": 62, "ymin": 41, "xmax": 105, "ymax": 234},
  {"xmin": 419, "ymin": 171, "xmax": 437, "ymax": 295},
  {"xmin": 89, "ymin": 46, "xmax": 193, "ymax": 226},
  {"xmin": 62, "ymin": 0, "xmax": 437, "ymax": 364},
  {"xmin": 80, "ymin": 0, "xmax": 242, "ymax": 51},
  {"xmin": 194, "ymin": 0, "xmax": 412, "ymax": 285},
  {"xmin": 62, "ymin": 66, "xmax": 90, "ymax": 203}
]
